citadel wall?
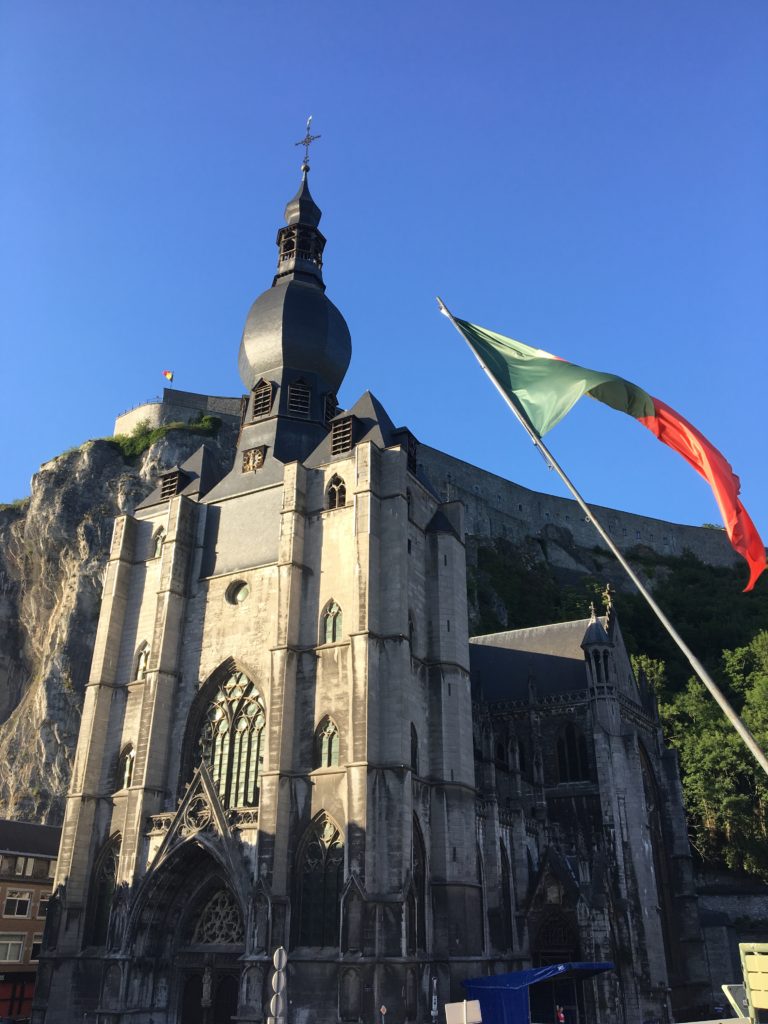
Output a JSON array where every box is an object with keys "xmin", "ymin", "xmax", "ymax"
[
  {"xmin": 113, "ymin": 388, "xmax": 242, "ymax": 436},
  {"xmin": 417, "ymin": 444, "xmax": 741, "ymax": 569}
]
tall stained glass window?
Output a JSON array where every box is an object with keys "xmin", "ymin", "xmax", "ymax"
[{"xmin": 199, "ymin": 672, "xmax": 266, "ymax": 809}]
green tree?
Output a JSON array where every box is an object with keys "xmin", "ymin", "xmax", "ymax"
[{"xmin": 660, "ymin": 631, "xmax": 768, "ymax": 878}]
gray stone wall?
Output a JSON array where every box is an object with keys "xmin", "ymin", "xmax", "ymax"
[
  {"xmin": 418, "ymin": 444, "xmax": 740, "ymax": 570},
  {"xmin": 114, "ymin": 388, "xmax": 242, "ymax": 435}
]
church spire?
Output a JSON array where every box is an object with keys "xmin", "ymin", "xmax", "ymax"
[{"xmin": 274, "ymin": 117, "xmax": 326, "ymax": 286}]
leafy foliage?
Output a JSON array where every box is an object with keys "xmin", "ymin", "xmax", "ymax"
[
  {"xmin": 0, "ymin": 497, "xmax": 30, "ymax": 513},
  {"xmin": 103, "ymin": 414, "xmax": 221, "ymax": 459},
  {"xmin": 660, "ymin": 632, "xmax": 768, "ymax": 878}
]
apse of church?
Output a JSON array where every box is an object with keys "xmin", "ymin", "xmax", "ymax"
[{"xmin": 33, "ymin": 160, "xmax": 706, "ymax": 1024}]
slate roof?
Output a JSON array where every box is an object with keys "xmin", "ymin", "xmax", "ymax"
[
  {"xmin": 304, "ymin": 391, "xmax": 439, "ymax": 497},
  {"xmin": 305, "ymin": 391, "xmax": 399, "ymax": 466},
  {"xmin": 470, "ymin": 617, "xmax": 598, "ymax": 703},
  {"xmin": 0, "ymin": 819, "xmax": 61, "ymax": 858},
  {"xmin": 136, "ymin": 444, "xmax": 223, "ymax": 510},
  {"xmin": 472, "ymin": 617, "xmax": 599, "ymax": 660}
]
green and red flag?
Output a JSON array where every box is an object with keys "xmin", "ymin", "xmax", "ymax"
[{"xmin": 451, "ymin": 316, "xmax": 766, "ymax": 592}]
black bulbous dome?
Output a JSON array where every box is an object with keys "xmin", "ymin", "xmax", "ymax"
[
  {"xmin": 238, "ymin": 278, "xmax": 351, "ymax": 392},
  {"xmin": 237, "ymin": 167, "xmax": 351, "ymax": 393}
]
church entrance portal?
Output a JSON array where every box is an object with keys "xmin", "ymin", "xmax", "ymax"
[{"xmin": 126, "ymin": 840, "xmax": 246, "ymax": 1024}]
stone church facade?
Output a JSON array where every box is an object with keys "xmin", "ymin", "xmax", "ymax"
[{"xmin": 33, "ymin": 164, "xmax": 707, "ymax": 1024}]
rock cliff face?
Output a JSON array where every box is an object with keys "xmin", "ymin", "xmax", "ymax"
[{"xmin": 0, "ymin": 427, "xmax": 236, "ymax": 823}]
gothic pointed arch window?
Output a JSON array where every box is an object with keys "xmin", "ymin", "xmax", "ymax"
[
  {"xmin": 116, "ymin": 745, "xmax": 135, "ymax": 790},
  {"xmin": 327, "ymin": 475, "xmax": 346, "ymax": 509},
  {"xmin": 251, "ymin": 379, "xmax": 274, "ymax": 419},
  {"xmin": 134, "ymin": 643, "xmax": 150, "ymax": 681},
  {"xmin": 294, "ymin": 815, "xmax": 344, "ymax": 948},
  {"xmin": 85, "ymin": 836, "xmax": 120, "ymax": 948},
  {"xmin": 198, "ymin": 671, "xmax": 266, "ymax": 809},
  {"xmin": 321, "ymin": 601, "xmax": 343, "ymax": 644},
  {"xmin": 556, "ymin": 723, "xmax": 590, "ymax": 783},
  {"xmin": 314, "ymin": 716, "xmax": 340, "ymax": 768}
]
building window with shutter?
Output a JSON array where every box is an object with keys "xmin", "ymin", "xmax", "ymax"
[
  {"xmin": 251, "ymin": 380, "xmax": 274, "ymax": 419},
  {"xmin": 287, "ymin": 380, "xmax": 311, "ymax": 418},
  {"xmin": 331, "ymin": 418, "xmax": 353, "ymax": 456}
]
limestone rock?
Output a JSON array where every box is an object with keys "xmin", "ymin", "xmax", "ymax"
[{"xmin": 0, "ymin": 426, "xmax": 236, "ymax": 823}]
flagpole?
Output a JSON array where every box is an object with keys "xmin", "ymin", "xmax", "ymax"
[{"xmin": 437, "ymin": 297, "xmax": 768, "ymax": 779}]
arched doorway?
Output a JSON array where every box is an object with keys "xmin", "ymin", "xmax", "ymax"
[
  {"xmin": 530, "ymin": 914, "xmax": 582, "ymax": 1024},
  {"xmin": 125, "ymin": 840, "xmax": 246, "ymax": 1023}
]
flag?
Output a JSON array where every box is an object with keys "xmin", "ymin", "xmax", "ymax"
[
  {"xmin": 162, "ymin": 370, "xmax": 174, "ymax": 382},
  {"xmin": 451, "ymin": 315, "xmax": 766, "ymax": 591}
]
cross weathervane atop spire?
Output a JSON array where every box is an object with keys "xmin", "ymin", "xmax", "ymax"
[{"xmin": 295, "ymin": 115, "xmax": 321, "ymax": 171}]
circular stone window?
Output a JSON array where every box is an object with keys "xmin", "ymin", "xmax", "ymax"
[{"xmin": 226, "ymin": 580, "xmax": 250, "ymax": 605}]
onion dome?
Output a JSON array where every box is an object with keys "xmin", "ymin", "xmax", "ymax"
[{"xmin": 237, "ymin": 165, "xmax": 351, "ymax": 396}]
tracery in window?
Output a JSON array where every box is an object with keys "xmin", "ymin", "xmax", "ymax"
[
  {"xmin": 556, "ymin": 723, "xmax": 590, "ymax": 783},
  {"xmin": 198, "ymin": 671, "xmax": 266, "ymax": 809},
  {"xmin": 192, "ymin": 889, "xmax": 244, "ymax": 945},
  {"xmin": 327, "ymin": 475, "xmax": 346, "ymax": 509},
  {"xmin": 117, "ymin": 746, "xmax": 135, "ymax": 790},
  {"xmin": 135, "ymin": 644, "xmax": 150, "ymax": 682},
  {"xmin": 287, "ymin": 380, "xmax": 311, "ymax": 418},
  {"xmin": 321, "ymin": 601, "xmax": 343, "ymax": 644},
  {"xmin": 251, "ymin": 379, "xmax": 274, "ymax": 419},
  {"xmin": 294, "ymin": 814, "xmax": 344, "ymax": 948},
  {"xmin": 314, "ymin": 717, "xmax": 340, "ymax": 768}
]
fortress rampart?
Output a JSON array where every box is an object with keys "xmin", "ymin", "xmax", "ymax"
[
  {"xmin": 113, "ymin": 388, "xmax": 242, "ymax": 436},
  {"xmin": 418, "ymin": 444, "xmax": 741, "ymax": 570}
]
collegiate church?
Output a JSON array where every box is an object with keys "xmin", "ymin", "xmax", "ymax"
[{"xmin": 32, "ymin": 159, "xmax": 708, "ymax": 1024}]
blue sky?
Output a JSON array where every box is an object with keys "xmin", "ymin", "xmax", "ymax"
[{"xmin": 1, "ymin": 1, "xmax": 766, "ymax": 561}]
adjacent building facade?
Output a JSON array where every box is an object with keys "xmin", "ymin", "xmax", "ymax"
[
  {"xmin": 33, "ymin": 164, "xmax": 708, "ymax": 1024},
  {"xmin": 0, "ymin": 819, "xmax": 59, "ymax": 1020}
]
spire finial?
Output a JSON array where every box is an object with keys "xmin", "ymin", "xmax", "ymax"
[{"xmin": 295, "ymin": 115, "xmax": 321, "ymax": 173}]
